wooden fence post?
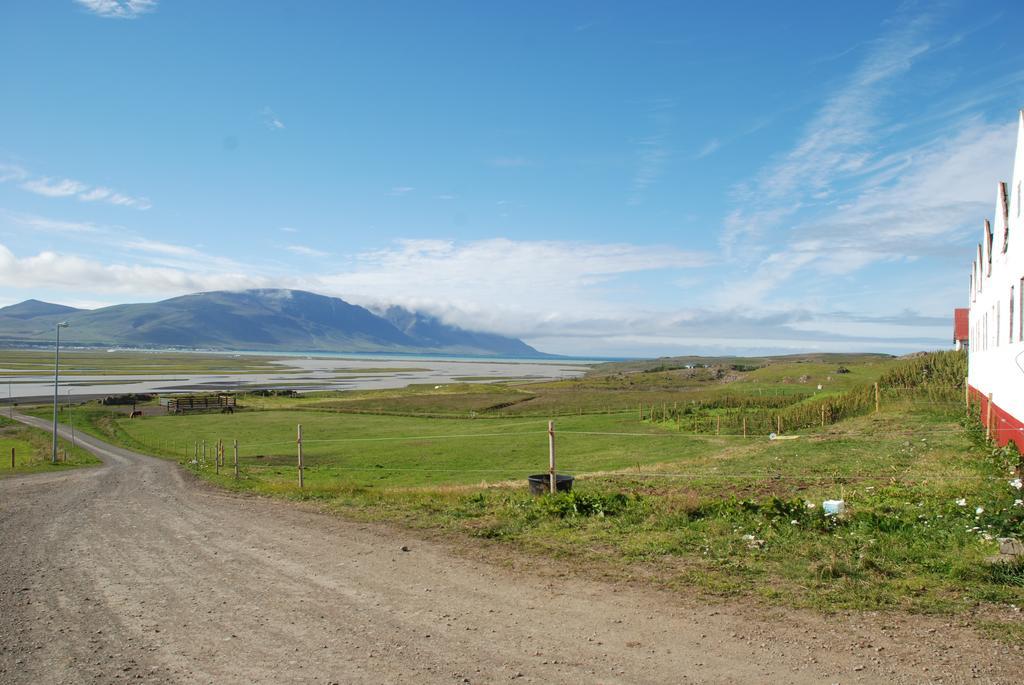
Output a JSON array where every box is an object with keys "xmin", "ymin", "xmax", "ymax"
[
  {"xmin": 297, "ymin": 424, "xmax": 304, "ymax": 488},
  {"xmin": 548, "ymin": 420, "xmax": 556, "ymax": 495},
  {"xmin": 202, "ymin": 440, "xmax": 206, "ymax": 466},
  {"xmin": 233, "ymin": 440, "xmax": 239, "ymax": 479},
  {"xmin": 776, "ymin": 415, "xmax": 782, "ymax": 435},
  {"xmin": 986, "ymin": 393, "xmax": 993, "ymax": 441},
  {"xmin": 820, "ymin": 405, "xmax": 825, "ymax": 427},
  {"xmin": 10, "ymin": 447, "xmax": 14, "ymax": 469},
  {"xmin": 742, "ymin": 417, "xmax": 747, "ymax": 438},
  {"xmin": 215, "ymin": 439, "xmax": 221, "ymax": 475},
  {"xmin": 874, "ymin": 382, "xmax": 880, "ymax": 413}
]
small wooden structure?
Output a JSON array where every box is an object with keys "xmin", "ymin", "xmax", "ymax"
[{"xmin": 160, "ymin": 394, "xmax": 236, "ymax": 414}]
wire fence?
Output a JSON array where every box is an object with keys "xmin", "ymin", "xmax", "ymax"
[
  {"xmin": 103, "ymin": 350, "xmax": 1020, "ymax": 490},
  {"xmin": 118, "ymin": 393, "xmax": 1020, "ymax": 490}
]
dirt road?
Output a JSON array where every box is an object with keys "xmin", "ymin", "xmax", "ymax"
[{"xmin": 0, "ymin": 413, "xmax": 1018, "ymax": 684}]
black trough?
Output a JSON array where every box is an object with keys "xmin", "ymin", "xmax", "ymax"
[{"xmin": 527, "ymin": 473, "xmax": 574, "ymax": 495}]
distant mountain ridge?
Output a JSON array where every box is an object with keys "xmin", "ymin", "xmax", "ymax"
[{"xmin": 0, "ymin": 289, "xmax": 545, "ymax": 357}]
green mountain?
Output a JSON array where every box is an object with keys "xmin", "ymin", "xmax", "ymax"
[{"xmin": 0, "ymin": 289, "xmax": 545, "ymax": 357}]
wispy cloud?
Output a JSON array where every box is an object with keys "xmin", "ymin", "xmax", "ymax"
[
  {"xmin": 775, "ymin": 18, "xmax": 934, "ymax": 194},
  {"xmin": 122, "ymin": 238, "xmax": 203, "ymax": 257},
  {"xmin": 261, "ymin": 106, "xmax": 286, "ymax": 130},
  {"xmin": 628, "ymin": 98, "xmax": 675, "ymax": 205},
  {"xmin": 716, "ymin": 6, "xmax": 966, "ymax": 294},
  {"xmin": 5, "ymin": 165, "xmax": 151, "ymax": 210},
  {"xmin": 286, "ymin": 244, "xmax": 330, "ymax": 258},
  {"xmin": 388, "ymin": 186, "xmax": 415, "ymax": 196},
  {"xmin": 74, "ymin": 0, "xmax": 157, "ymax": 19},
  {"xmin": 0, "ymin": 163, "xmax": 28, "ymax": 184},
  {"xmin": 694, "ymin": 138, "xmax": 721, "ymax": 159},
  {"xmin": 6, "ymin": 212, "xmax": 101, "ymax": 234},
  {"xmin": 20, "ymin": 178, "xmax": 88, "ymax": 198},
  {"xmin": 279, "ymin": 226, "xmax": 298, "ymax": 233}
]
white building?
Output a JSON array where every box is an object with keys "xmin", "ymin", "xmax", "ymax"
[{"xmin": 967, "ymin": 110, "xmax": 1024, "ymax": 451}]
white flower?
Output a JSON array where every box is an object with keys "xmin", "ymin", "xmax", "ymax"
[
  {"xmin": 790, "ymin": 520, "xmax": 799, "ymax": 525},
  {"xmin": 955, "ymin": 498, "xmax": 967, "ymax": 506},
  {"xmin": 1010, "ymin": 478, "xmax": 1023, "ymax": 490},
  {"xmin": 1014, "ymin": 499, "xmax": 1023, "ymax": 507},
  {"xmin": 976, "ymin": 506, "xmax": 985, "ymax": 515},
  {"xmin": 805, "ymin": 502, "xmax": 816, "ymax": 509}
]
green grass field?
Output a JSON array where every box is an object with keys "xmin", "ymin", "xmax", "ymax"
[
  {"xmin": 0, "ymin": 414, "xmax": 100, "ymax": 475},
  {"xmin": 22, "ymin": 350, "xmax": 1024, "ymax": 635}
]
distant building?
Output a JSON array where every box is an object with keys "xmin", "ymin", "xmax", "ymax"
[
  {"xmin": 967, "ymin": 111, "xmax": 1024, "ymax": 451},
  {"xmin": 953, "ymin": 308, "xmax": 969, "ymax": 351}
]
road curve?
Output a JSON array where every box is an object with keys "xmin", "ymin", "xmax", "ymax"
[{"xmin": 0, "ymin": 412, "xmax": 1019, "ymax": 684}]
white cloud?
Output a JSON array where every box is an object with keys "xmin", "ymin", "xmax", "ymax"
[
  {"xmin": 73, "ymin": 0, "xmax": 157, "ymax": 19},
  {"xmin": 78, "ymin": 187, "xmax": 112, "ymax": 202},
  {"xmin": 8, "ymin": 167, "xmax": 151, "ymax": 210},
  {"xmin": 388, "ymin": 186, "xmax": 415, "ymax": 196},
  {"xmin": 717, "ymin": 114, "xmax": 1013, "ymax": 310},
  {"xmin": 0, "ymin": 242, "xmax": 268, "ymax": 297},
  {"xmin": 280, "ymin": 226, "xmax": 298, "ymax": 233},
  {"xmin": 694, "ymin": 138, "xmax": 720, "ymax": 159},
  {"xmin": 711, "ymin": 8, "xmax": 1017, "ymax": 316},
  {"xmin": 122, "ymin": 238, "xmax": 203, "ymax": 257},
  {"xmin": 0, "ymin": 164, "xmax": 28, "ymax": 183},
  {"xmin": 262, "ymin": 106, "xmax": 286, "ymax": 130},
  {"xmin": 6, "ymin": 212, "xmax": 101, "ymax": 234},
  {"xmin": 21, "ymin": 177, "xmax": 89, "ymax": 198},
  {"xmin": 721, "ymin": 11, "xmax": 936, "ymax": 255},
  {"xmin": 286, "ymin": 244, "xmax": 331, "ymax": 258},
  {"xmin": 315, "ymin": 238, "xmax": 710, "ymax": 335},
  {"xmin": 0, "ymin": 233, "xmax": 952, "ymax": 355}
]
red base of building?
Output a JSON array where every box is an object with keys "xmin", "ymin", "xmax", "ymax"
[{"xmin": 968, "ymin": 385, "xmax": 1024, "ymax": 452}]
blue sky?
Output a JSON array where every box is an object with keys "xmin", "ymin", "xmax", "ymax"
[{"xmin": 1, "ymin": 1, "xmax": 1022, "ymax": 356}]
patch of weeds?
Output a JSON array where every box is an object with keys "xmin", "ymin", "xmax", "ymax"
[
  {"xmin": 536, "ymin": 491, "xmax": 643, "ymax": 519},
  {"xmin": 987, "ymin": 558, "xmax": 1024, "ymax": 587}
]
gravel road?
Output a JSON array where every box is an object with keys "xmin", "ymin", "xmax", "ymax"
[{"xmin": 1, "ymin": 412, "xmax": 1019, "ymax": 684}]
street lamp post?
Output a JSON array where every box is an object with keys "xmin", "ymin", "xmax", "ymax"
[{"xmin": 52, "ymin": 321, "xmax": 69, "ymax": 464}]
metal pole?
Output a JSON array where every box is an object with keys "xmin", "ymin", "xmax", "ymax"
[{"xmin": 51, "ymin": 322, "xmax": 68, "ymax": 464}]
